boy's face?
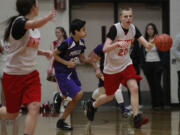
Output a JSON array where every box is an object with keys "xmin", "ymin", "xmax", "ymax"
[
  {"xmin": 76, "ymin": 25, "xmax": 87, "ymax": 38},
  {"xmin": 120, "ymin": 10, "xmax": 133, "ymax": 28}
]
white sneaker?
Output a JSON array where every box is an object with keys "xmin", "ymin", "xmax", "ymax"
[
  {"xmin": 121, "ymin": 109, "xmax": 133, "ymax": 118},
  {"xmin": 60, "ymin": 105, "xmax": 65, "ymax": 113},
  {"xmin": 126, "ymin": 105, "xmax": 143, "ymax": 110},
  {"xmin": 126, "ymin": 105, "xmax": 132, "ymax": 110}
]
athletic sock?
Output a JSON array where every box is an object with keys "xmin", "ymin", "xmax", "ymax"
[{"xmin": 119, "ymin": 103, "xmax": 126, "ymax": 112}]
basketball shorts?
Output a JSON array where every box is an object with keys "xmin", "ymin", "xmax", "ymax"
[
  {"xmin": 103, "ymin": 64, "xmax": 142, "ymax": 96},
  {"xmin": 2, "ymin": 70, "xmax": 41, "ymax": 113},
  {"xmin": 55, "ymin": 71, "xmax": 81, "ymax": 99}
]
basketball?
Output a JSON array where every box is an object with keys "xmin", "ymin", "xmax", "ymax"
[{"xmin": 154, "ymin": 34, "xmax": 173, "ymax": 52}]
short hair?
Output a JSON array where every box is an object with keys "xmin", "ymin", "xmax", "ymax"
[
  {"xmin": 119, "ymin": 8, "xmax": 132, "ymax": 16},
  {"xmin": 70, "ymin": 19, "xmax": 86, "ymax": 35}
]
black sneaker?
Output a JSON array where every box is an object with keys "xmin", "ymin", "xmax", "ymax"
[
  {"xmin": 134, "ymin": 114, "xmax": 149, "ymax": 128},
  {"xmin": 53, "ymin": 92, "xmax": 63, "ymax": 113},
  {"xmin": 56, "ymin": 119, "xmax": 73, "ymax": 130},
  {"xmin": 86, "ymin": 100, "xmax": 97, "ymax": 121}
]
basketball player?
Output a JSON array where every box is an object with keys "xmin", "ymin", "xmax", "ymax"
[
  {"xmin": 86, "ymin": 43, "xmax": 130, "ymax": 118},
  {"xmin": 0, "ymin": 39, "xmax": 19, "ymax": 135},
  {"xmin": 86, "ymin": 8, "xmax": 153, "ymax": 128},
  {"xmin": 53, "ymin": 19, "xmax": 90, "ymax": 130},
  {"xmin": 0, "ymin": 0, "xmax": 56, "ymax": 135},
  {"xmin": 47, "ymin": 27, "xmax": 68, "ymax": 114}
]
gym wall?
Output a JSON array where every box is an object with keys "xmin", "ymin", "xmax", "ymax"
[{"xmin": 170, "ymin": 0, "xmax": 180, "ymax": 104}]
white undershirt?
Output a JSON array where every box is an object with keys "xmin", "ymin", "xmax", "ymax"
[{"xmin": 145, "ymin": 45, "xmax": 160, "ymax": 62}]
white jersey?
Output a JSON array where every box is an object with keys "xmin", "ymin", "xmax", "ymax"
[
  {"xmin": 103, "ymin": 23, "xmax": 135, "ymax": 74},
  {"xmin": 4, "ymin": 16, "xmax": 40, "ymax": 75}
]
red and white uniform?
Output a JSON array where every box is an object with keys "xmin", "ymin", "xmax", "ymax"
[
  {"xmin": 52, "ymin": 40, "xmax": 59, "ymax": 49},
  {"xmin": 4, "ymin": 16, "xmax": 40, "ymax": 75},
  {"xmin": 2, "ymin": 16, "xmax": 41, "ymax": 113},
  {"xmin": 104, "ymin": 23, "xmax": 135, "ymax": 74},
  {"xmin": 103, "ymin": 23, "xmax": 142, "ymax": 95}
]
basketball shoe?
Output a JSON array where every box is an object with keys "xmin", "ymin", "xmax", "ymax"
[
  {"xmin": 56, "ymin": 119, "xmax": 73, "ymax": 130},
  {"xmin": 86, "ymin": 100, "xmax": 97, "ymax": 121},
  {"xmin": 53, "ymin": 92, "xmax": 63, "ymax": 113},
  {"xmin": 133, "ymin": 114, "xmax": 149, "ymax": 128}
]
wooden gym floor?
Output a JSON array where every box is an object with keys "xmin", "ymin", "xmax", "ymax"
[{"xmin": 0, "ymin": 107, "xmax": 180, "ymax": 135}]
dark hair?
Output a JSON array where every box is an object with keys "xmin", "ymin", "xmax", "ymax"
[
  {"xmin": 145, "ymin": 23, "xmax": 158, "ymax": 41},
  {"xmin": 70, "ymin": 19, "xmax": 86, "ymax": 35},
  {"xmin": 4, "ymin": 0, "xmax": 36, "ymax": 41},
  {"xmin": 56, "ymin": 26, "xmax": 67, "ymax": 40}
]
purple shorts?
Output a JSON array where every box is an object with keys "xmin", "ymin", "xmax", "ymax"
[{"xmin": 55, "ymin": 71, "xmax": 81, "ymax": 98}]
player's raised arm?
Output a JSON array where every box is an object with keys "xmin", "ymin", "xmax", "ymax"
[{"xmin": 25, "ymin": 9, "xmax": 56, "ymax": 29}]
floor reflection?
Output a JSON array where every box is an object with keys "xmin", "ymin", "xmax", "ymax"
[
  {"xmin": 56, "ymin": 130, "xmax": 72, "ymax": 135},
  {"xmin": 0, "ymin": 108, "xmax": 180, "ymax": 135}
]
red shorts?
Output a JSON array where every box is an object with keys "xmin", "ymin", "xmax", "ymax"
[
  {"xmin": 2, "ymin": 70, "xmax": 41, "ymax": 113},
  {"xmin": 103, "ymin": 64, "xmax": 142, "ymax": 96}
]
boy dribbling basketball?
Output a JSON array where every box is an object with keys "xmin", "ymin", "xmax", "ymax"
[{"xmin": 86, "ymin": 8, "xmax": 153, "ymax": 128}]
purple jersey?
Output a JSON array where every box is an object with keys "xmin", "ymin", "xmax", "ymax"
[
  {"xmin": 54, "ymin": 37, "xmax": 86, "ymax": 73},
  {"xmin": 93, "ymin": 44, "xmax": 104, "ymax": 87}
]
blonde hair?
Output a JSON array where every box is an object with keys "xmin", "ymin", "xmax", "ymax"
[{"xmin": 119, "ymin": 8, "xmax": 132, "ymax": 16}]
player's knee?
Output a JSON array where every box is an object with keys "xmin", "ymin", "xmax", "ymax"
[
  {"xmin": 130, "ymin": 85, "xmax": 138, "ymax": 95},
  {"xmin": 8, "ymin": 113, "xmax": 19, "ymax": 120},
  {"xmin": 107, "ymin": 95, "xmax": 114, "ymax": 102},
  {"xmin": 27, "ymin": 102, "xmax": 41, "ymax": 115},
  {"xmin": 75, "ymin": 91, "xmax": 83, "ymax": 101}
]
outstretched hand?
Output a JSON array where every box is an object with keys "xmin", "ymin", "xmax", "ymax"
[
  {"xmin": 44, "ymin": 50, "xmax": 53, "ymax": 59},
  {"xmin": 47, "ymin": 9, "xmax": 56, "ymax": 21},
  {"xmin": 147, "ymin": 39, "xmax": 155, "ymax": 50},
  {"xmin": 67, "ymin": 60, "xmax": 76, "ymax": 68},
  {"xmin": 96, "ymin": 68, "xmax": 102, "ymax": 79},
  {"xmin": 146, "ymin": 42, "xmax": 154, "ymax": 50}
]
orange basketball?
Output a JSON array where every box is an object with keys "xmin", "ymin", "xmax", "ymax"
[{"xmin": 154, "ymin": 34, "xmax": 173, "ymax": 52}]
